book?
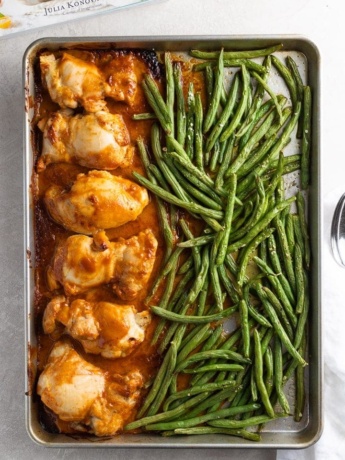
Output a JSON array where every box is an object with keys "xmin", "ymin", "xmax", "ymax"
[{"xmin": 0, "ymin": 0, "xmax": 162, "ymax": 38}]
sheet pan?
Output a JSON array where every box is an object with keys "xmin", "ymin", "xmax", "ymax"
[{"xmin": 23, "ymin": 35, "xmax": 322, "ymax": 448}]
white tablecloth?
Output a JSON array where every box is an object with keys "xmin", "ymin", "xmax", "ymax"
[{"xmin": 1, "ymin": 0, "xmax": 344, "ymax": 458}]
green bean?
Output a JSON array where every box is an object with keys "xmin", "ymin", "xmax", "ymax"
[
  {"xmin": 143, "ymin": 75, "xmax": 172, "ymax": 133},
  {"xmin": 254, "ymin": 257, "xmax": 297, "ymax": 328},
  {"xmin": 274, "ymin": 217, "xmax": 296, "ymax": 293},
  {"xmin": 190, "ymin": 44, "xmax": 283, "ymax": 60},
  {"xmin": 228, "ymin": 108, "xmax": 278, "ymax": 175},
  {"xmin": 239, "ymin": 299, "xmax": 250, "ymax": 359},
  {"xmin": 176, "ymin": 324, "xmax": 211, "ymax": 365},
  {"xmin": 294, "ymin": 359, "xmax": 306, "ymax": 422},
  {"xmin": 286, "ymin": 56, "xmax": 304, "ymax": 102},
  {"xmin": 294, "ymin": 271, "xmax": 309, "ymax": 350},
  {"xmin": 203, "ymin": 49, "xmax": 224, "ymax": 133},
  {"xmin": 163, "ymin": 379, "xmax": 237, "ymax": 412},
  {"xmin": 132, "ymin": 112, "xmax": 156, "ymax": 120},
  {"xmin": 264, "ymin": 346, "xmax": 274, "ymax": 398},
  {"xmin": 229, "ymin": 175, "xmax": 267, "ymax": 243},
  {"xmin": 243, "ymin": 287, "xmax": 272, "ymax": 328},
  {"xmin": 179, "ymin": 323, "xmax": 207, "ymax": 352},
  {"xmin": 146, "ymin": 402, "xmax": 259, "ymax": 431},
  {"xmin": 170, "ymin": 426, "xmax": 261, "ymax": 441},
  {"xmin": 185, "ymin": 82, "xmax": 195, "ymax": 158},
  {"xmin": 194, "ymin": 58, "xmax": 266, "ymax": 74},
  {"xmin": 271, "ymin": 55, "xmax": 298, "ymax": 107},
  {"xmin": 294, "ymin": 244, "xmax": 305, "ymax": 315},
  {"xmin": 209, "ymin": 139, "xmax": 220, "ymax": 172},
  {"xmin": 179, "ymin": 219, "xmax": 202, "ymax": 272},
  {"xmin": 296, "ymin": 191, "xmax": 311, "ymax": 269},
  {"xmin": 177, "ymin": 234, "xmax": 215, "ymax": 248},
  {"xmin": 166, "ymin": 150, "xmax": 214, "ymax": 188},
  {"xmin": 146, "ymin": 341, "xmax": 177, "ymax": 416},
  {"xmin": 251, "ymin": 71, "xmax": 283, "ymax": 123},
  {"xmin": 125, "ymin": 393, "xmax": 207, "ymax": 431},
  {"xmin": 209, "ymin": 413, "xmax": 280, "ymax": 429},
  {"xmin": 151, "ymin": 125, "xmax": 191, "ymax": 204},
  {"xmin": 182, "ymin": 363, "xmax": 244, "ymax": 374},
  {"xmin": 285, "ymin": 213, "xmax": 295, "ymax": 255},
  {"xmin": 227, "ymin": 197, "xmax": 295, "ymax": 253},
  {"xmin": 165, "ymin": 52, "xmax": 175, "ymax": 138},
  {"xmin": 224, "ymin": 253, "xmax": 240, "ymax": 277},
  {"xmin": 145, "ymin": 246, "xmax": 184, "ymax": 306},
  {"xmin": 237, "ymin": 227, "xmax": 275, "ymax": 287},
  {"xmin": 267, "ymin": 233, "xmax": 295, "ymax": 305},
  {"xmin": 171, "ymin": 158, "xmax": 224, "ymax": 206},
  {"xmin": 178, "ymin": 385, "xmax": 241, "ymax": 421},
  {"xmin": 137, "ymin": 139, "xmax": 174, "ymax": 261},
  {"xmin": 196, "ymin": 273, "xmax": 210, "ymax": 316},
  {"xmin": 177, "ymin": 256, "xmax": 193, "ymax": 275},
  {"xmin": 175, "ymin": 348, "xmax": 250, "ymax": 374},
  {"xmin": 216, "ymin": 173, "xmax": 237, "ymax": 265},
  {"xmin": 253, "ymin": 329, "xmax": 275, "ymax": 418},
  {"xmin": 194, "ymin": 92, "xmax": 204, "ymax": 169},
  {"xmin": 262, "ymin": 286, "xmax": 294, "ymax": 342},
  {"xmin": 217, "ymin": 264, "xmax": 240, "ymax": 304},
  {"xmin": 206, "ymin": 73, "xmax": 240, "ymax": 152},
  {"xmin": 265, "ymin": 152, "xmax": 285, "ymax": 200},
  {"xmin": 168, "ymin": 269, "xmax": 194, "ymax": 310},
  {"xmin": 151, "ymin": 262, "xmax": 180, "ymax": 345},
  {"xmin": 151, "ymin": 304, "xmax": 238, "ymax": 325},
  {"xmin": 255, "ymin": 285, "xmax": 307, "ymax": 366},
  {"xmin": 204, "ymin": 65, "xmax": 214, "ymax": 104},
  {"xmin": 301, "ymin": 85, "xmax": 312, "ymax": 189},
  {"xmin": 220, "ymin": 65, "xmax": 249, "ymax": 142},
  {"xmin": 210, "ymin": 239, "xmax": 224, "ymax": 311},
  {"xmin": 133, "ymin": 172, "xmax": 224, "ymax": 222},
  {"xmin": 173, "ymin": 62, "xmax": 187, "ymax": 146},
  {"xmin": 157, "ymin": 301, "xmax": 188, "ymax": 355},
  {"xmin": 215, "ymin": 135, "xmax": 236, "ymax": 190},
  {"xmin": 136, "ymin": 342, "xmax": 174, "ymax": 418},
  {"xmin": 274, "ymin": 338, "xmax": 290, "ymax": 414}
]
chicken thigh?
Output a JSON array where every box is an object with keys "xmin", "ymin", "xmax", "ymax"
[
  {"xmin": 44, "ymin": 170, "xmax": 149, "ymax": 234},
  {"xmin": 37, "ymin": 341, "xmax": 143, "ymax": 436},
  {"xmin": 37, "ymin": 110, "xmax": 133, "ymax": 171},
  {"xmin": 103, "ymin": 53, "xmax": 138, "ymax": 106},
  {"xmin": 47, "ymin": 229, "xmax": 158, "ymax": 299},
  {"xmin": 40, "ymin": 53, "xmax": 108, "ymax": 113},
  {"xmin": 43, "ymin": 297, "xmax": 150, "ymax": 358}
]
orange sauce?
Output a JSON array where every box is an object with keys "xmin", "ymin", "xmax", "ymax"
[{"xmin": 33, "ymin": 47, "xmax": 205, "ymax": 434}]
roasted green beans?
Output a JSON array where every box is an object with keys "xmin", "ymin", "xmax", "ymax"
[{"xmin": 128, "ymin": 44, "xmax": 311, "ymax": 442}]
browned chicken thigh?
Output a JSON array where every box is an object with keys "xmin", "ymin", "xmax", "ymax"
[
  {"xmin": 43, "ymin": 296, "xmax": 151, "ymax": 358},
  {"xmin": 40, "ymin": 52, "xmax": 139, "ymax": 111},
  {"xmin": 37, "ymin": 341, "xmax": 143, "ymax": 436},
  {"xmin": 44, "ymin": 170, "xmax": 149, "ymax": 234},
  {"xmin": 103, "ymin": 53, "xmax": 138, "ymax": 106},
  {"xmin": 37, "ymin": 110, "xmax": 133, "ymax": 171},
  {"xmin": 47, "ymin": 229, "xmax": 158, "ymax": 299},
  {"xmin": 40, "ymin": 53, "xmax": 108, "ymax": 113}
]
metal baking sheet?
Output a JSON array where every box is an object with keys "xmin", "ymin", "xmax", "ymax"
[{"xmin": 23, "ymin": 35, "xmax": 322, "ymax": 448}]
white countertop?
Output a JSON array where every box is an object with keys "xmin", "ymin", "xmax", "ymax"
[{"xmin": 0, "ymin": 0, "xmax": 344, "ymax": 459}]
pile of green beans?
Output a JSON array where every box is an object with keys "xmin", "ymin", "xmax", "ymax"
[{"xmin": 127, "ymin": 44, "xmax": 312, "ymax": 442}]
